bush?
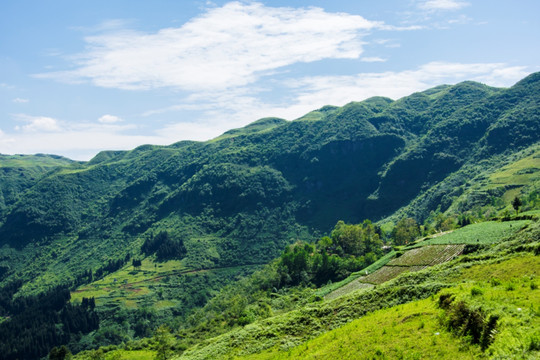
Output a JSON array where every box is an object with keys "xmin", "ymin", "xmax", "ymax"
[
  {"xmin": 470, "ymin": 287, "xmax": 484, "ymax": 296},
  {"xmin": 441, "ymin": 299, "xmax": 498, "ymax": 351}
]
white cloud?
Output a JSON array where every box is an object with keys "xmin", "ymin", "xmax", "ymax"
[
  {"xmin": 98, "ymin": 114, "xmax": 123, "ymax": 123},
  {"xmin": 1, "ymin": 115, "xmax": 150, "ymax": 160},
  {"xmin": 360, "ymin": 57, "xmax": 387, "ymax": 63},
  {"xmin": 447, "ymin": 14, "xmax": 473, "ymax": 24},
  {"xmin": 12, "ymin": 98, "xmax": 29, "ymax": 103},
  {"xmin": 283, "ymin": 62, "xmax": 529, "ymax": 109},
  {"xmin": 14, "ymin": 114, "xmax": 62, "ymax": 132},
  {"xmin": 36, "ymin": 2, "xmax": 381, "ymax": 91},
  {"xmin": 418, "ymin": 0, "xmax": 470, "ymax": 11}
]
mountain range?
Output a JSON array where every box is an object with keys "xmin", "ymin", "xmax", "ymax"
[{"xmin": 0, "ymin": 72, "xmax": 539, "ymax": 359}]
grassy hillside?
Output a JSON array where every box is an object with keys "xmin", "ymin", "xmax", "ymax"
[
  {"xmin": 238, "ymin": 254, "xmax": 539, "ymax": 360},
  {"xmin": 164, "ymin": 220, "xmax": 540, "ymax": 360},
  {"xmin": 0, "ymin": 153, "xmax": 74, "ymax": 217}
]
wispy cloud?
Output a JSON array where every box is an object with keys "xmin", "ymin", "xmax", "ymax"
[
  {"xmin": 2, "ymin": 114, "xmax": 148, "ymax": 159},
  {"xmin": 418, "ymin": 0, "xmax": 470, "ymax": 12},
  {"xmin": 360, "ymin": 57, "xmax": 387, "ymax": 63},
  {"xmin": 12, "ymin": 98, "xmax": 29, "ymax": 103},
  {"xmin": 284, "ymin": 62, "xmax": 528, "ymax": 107},
  {"xmin": 36, "ymin": 2, "xmax": 382, "ymax": 91}
]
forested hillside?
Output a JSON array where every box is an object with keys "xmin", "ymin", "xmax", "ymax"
[{"xmin": 0, "ymin": 72, "xmax": 539, "ymax": 359}]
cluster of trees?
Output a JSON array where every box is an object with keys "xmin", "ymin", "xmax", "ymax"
[
  {"xmin": 142, "ymin": 231, "xmax": 187, "ymax": 261},
  {"xmin": 277, "ymin": 220, "xmax": 383, "ymax": 287},
  {"xmin": 0, "ymin": 286, "xmax": 98, "ymax": 360},
  {"xmin": 391, "ymin": 218, "xmax": 421, "ymax": 245}
]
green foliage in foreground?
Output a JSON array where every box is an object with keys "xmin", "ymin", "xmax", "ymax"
[
  {"xmin": 166, "ymin": 220, "xmax": 540, "ymax": 360},
  {"xmin": 238, "ymin": 263, "xmax": 539, "ymax": 360}
]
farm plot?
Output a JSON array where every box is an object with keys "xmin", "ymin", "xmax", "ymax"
[
  {"xmin": 388, "ymin": 245, "xmax": 465, "ymax": 266},
  {"xmin": 324, "ymin": 279, "xmax": 373, "ymax": 301},
  {"xmin": 414, "ymin": 220, "xmax": 531, "ymax": 247},
  {"xmin": 360, "ymin": 265, "xmax": 427, "ymax": 285}
]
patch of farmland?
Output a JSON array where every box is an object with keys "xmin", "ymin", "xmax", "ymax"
[
  {"xmin": 388, "ymin": 245, "xmax": 465, "ymax": 266},
  {"xmin": 414, "ymin": 220, "xmax": 531, "ymax": 247},
  {"xmin": 360, "ymin": 265, "xmax": 427, "ymax": 285},
  {"xmin": 324, "ymin": 279, "xmax": 373, "ymax": 301}
]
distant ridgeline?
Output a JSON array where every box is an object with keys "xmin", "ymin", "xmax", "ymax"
[{"xmin": 0, "ymin": 72, "xmax": 538, "ymax": 357}]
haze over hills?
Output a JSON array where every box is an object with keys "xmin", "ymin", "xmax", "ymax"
[{"xmin": 0, "ymin": 72, "xmax": 539, "ymax": 359}]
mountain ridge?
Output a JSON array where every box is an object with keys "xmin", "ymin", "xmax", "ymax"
[{"xmin": 0, "ymin": 73, "xmax": 538, "ymax": 292}]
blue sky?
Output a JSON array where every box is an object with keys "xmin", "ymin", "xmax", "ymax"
[{"xmin": 1, "ymin": 0, "xmax": 539, "ymax": 160}]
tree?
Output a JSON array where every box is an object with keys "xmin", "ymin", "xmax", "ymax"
[
  {"xmin": 49, "ymin": 345, "xmax": 72, "ymax": 360},
  {"xmin": 154, "ymin": 325, "xmax": 175, "ymax": 360},
  {"xmin": 132, "ymin": 258, "xmax": 142, "ymax": 269},
  {"xmin": 512, "ymin": 196, "xmax": 522, "ymax": 215},
  {"xmin": 330, "ymin": 220, "xmax": 382, "ymax": 256},
  {"xmin": 392, "ymin": 218, "xmax": 420, "ymax": 245}
]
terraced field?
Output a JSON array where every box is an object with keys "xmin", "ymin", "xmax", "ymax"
[
  {"xmin": 324, "ymin": 280, "xmax": 373, "ymax": 301},
  {"xmin": 71, "ymin": 258, "xmax": 260, "ymax": 310},
  {"xmin": 413, "ymin": 220, "xmax": 531, "ymax": 247},
  {"xmin": 360, "ymin": 265, "xmax": 427, "ymax": 285},
  {"xmin": 325, "ymin": 219, "xmax": 530, "ymax": 300},
  {"xmin": 387, "ymin": 244, "xmax": 465, "ymax": 266}
]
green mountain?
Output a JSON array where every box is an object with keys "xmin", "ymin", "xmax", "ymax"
[
  {"xmin": 0, "ymin": 154, "xmax": 74, "ymax": 218},
  {"xmin": 0, "ymin": 72, "xmax": 539, "ymax": 359}
]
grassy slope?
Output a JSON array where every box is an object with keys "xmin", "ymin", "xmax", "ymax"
[
  {"xmin": 323, "ymin": 218, "xmax": 531, "ymax": 300},
  {"xmin": 243, "ymin": 254, "xmax": 539, "ymax": 360},
  {"xmin": 2, "ymin": 74, "xmax": 540, "ymax": 358},
  {"xmin": 165, "ymin": 220, "xmax": 539, "ymax": 360}
]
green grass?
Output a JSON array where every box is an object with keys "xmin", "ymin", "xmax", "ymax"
[
  {"xmin": 232, "ymin": 254, "xmax": 540, "ymax": 360},
  {"xmin": 172, "ymin": 219, "xmax": 540, "ymax": 360},
  {"xmin": 521, "ymin": 209, "xmax": 540, "ymax": 217},
  {"xmin": 242, "ymin": 298, "xmax": 481, "ymax": 360},
  {"xmin": 323, "ymin": 280, "xmax": 373, "ymax": 301},
  {"xmin": 451, "ymin": 252, "xmax": 540, "ymax": 283},
  {"xmin": 76, "ymin": 349, "xmax": 157, "ymax": 360},
  {"xmin": 488, "ymin": 149, "xmax": 540, "ymax": 196},
  {"xmin": 413, "ymin": 220, "xmax": 531, "ymax": 247},
  {"xmin": 0, "ymin": 154, "xmax": 73, "ymax": 168}
]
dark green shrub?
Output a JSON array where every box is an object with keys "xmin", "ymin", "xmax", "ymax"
[
  {"xmin": 443, "ymin": 300, "xmax": 498, "ymax": 351},
  {"xmin": 470, "ymin": 287, "xmax": 484, "ymax": 296},
  {"xmin": 438, "ymin": 293, "xmax": 454, "ymax": 309}
]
